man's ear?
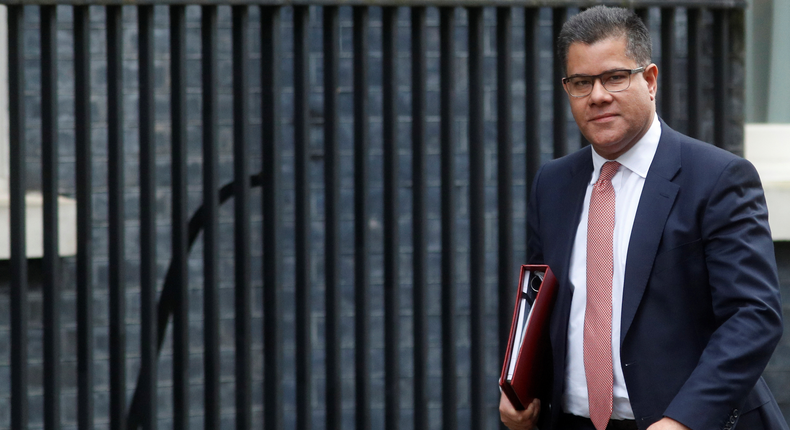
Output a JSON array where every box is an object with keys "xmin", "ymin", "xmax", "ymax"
[{"xmin": 644, "ymin": 63, "xmax": 658, "ymax": 98}]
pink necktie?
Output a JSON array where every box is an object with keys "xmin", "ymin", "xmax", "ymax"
[{"xmin": 584, "ymin": 161, "xmax": 620, "ymax": 430}]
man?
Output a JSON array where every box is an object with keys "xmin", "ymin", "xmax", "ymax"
[{"xmin": 500, "ymin": 6, "xmax": 786, "ymax": 430}]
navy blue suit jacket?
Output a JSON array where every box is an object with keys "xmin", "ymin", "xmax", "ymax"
[{"xmin": 526, "ymin": 122, "xmax": 786, "ymax": 430}]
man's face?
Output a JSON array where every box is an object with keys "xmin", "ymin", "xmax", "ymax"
[{"xmin": 564, "ymin": 36, "xmax": 658, "ymax": 160}]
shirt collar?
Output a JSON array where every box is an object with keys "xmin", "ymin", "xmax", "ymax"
[{"xmin": 590, "ymin": 113, "xmax": 661, "ymax": 184}]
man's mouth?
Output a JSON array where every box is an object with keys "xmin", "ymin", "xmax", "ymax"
[{"xmin": 590, "ymin": 113, "xmax": 617, "ymax": 122}]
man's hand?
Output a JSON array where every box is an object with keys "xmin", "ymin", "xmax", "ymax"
[
  {"xmin": 646, "ymin": 417, "xmax": 691, "ymax": 430},
  {"xmin": 499, "ymin": 392, "xmax": 540, "ymax": 430}
]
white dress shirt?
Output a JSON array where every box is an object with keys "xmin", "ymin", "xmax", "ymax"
[{"xmin": 562, "ymin": 114, "xmax": 661, "ymax": 419}]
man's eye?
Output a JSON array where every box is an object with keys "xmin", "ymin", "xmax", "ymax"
[
  {"xmin": 573, "ymin": 79, "xmax": 591, "ymax": 87},
  {"xmin": 606, "ymin": 73, "xmax": 627, "ymax": 83}
]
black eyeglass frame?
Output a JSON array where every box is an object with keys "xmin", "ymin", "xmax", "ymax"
[{"xmin": 562, "ymin": 66, "xmax": 646, "ymax": 98}]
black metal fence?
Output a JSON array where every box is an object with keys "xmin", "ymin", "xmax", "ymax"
[{"xmin": 0, "ymin": 1, "xmax": 746, "ymax": 430}]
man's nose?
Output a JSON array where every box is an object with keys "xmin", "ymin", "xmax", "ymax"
[{"xmin": 588, "ymin": 78, "xmax": 612, "ymax": 103}]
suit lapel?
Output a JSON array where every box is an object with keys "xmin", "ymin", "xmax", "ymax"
[{"xmin": 620, "ymin": 124, "xmax": 681, "ymax": 344}]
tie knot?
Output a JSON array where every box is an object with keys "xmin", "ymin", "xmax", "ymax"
[{"xmin": 598, "ymin": 161, "xmax": 620, "ymax": 183}]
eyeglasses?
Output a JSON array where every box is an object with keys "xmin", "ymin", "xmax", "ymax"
[{"xmin": 562, "ymin": 67, "xmax": 645, "ymax": 98}]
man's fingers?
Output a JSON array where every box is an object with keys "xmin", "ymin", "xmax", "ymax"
[
  {"xmin": 499, "ymin": 392, "xmax": 512, "ymax": 413},
  {"xmin": 499, "ymin": 393, "xmax": 541, "ymax": 430},
  {"xmin": 525, "ymin": 399, "xmax": 540, "ymax": 420}
]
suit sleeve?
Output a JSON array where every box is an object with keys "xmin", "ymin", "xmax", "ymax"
[{"xmin": 663, "ymin": 157, "xmax": 784, "ymax": 430}]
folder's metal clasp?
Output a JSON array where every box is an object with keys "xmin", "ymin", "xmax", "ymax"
[{"xmin": 530, "ymin": 272, "xmax": 544, "ymax": 293}]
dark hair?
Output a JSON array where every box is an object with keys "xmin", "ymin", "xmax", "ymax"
[{"xmin": 557, "ymin": 6, "xmax": 651, "ymax": 76}]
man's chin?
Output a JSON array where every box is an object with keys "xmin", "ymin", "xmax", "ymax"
[
  {"xmin": 585, "ymin": 136, "xmax": 621, "ymax": 149},
  {"xmin": 588, "ymin": 138, "xmax": 630, "ymax": 158}
]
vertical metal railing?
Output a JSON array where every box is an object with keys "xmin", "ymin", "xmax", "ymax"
[
  {"xmin": 169, "ymin": 5, "xmax": 189, "ymax": 430},
  {"xmin": 524, "ymin": 6, "xmax": 541, "ymax": 237},
  {"xmin": 497, "ymin": 5, "xmax": 514, "ymax": 386},
  {"xmin": 382, "ymin": 6, "xmax": 400, "ymax": 430},
  {"xmin": 660, "ymin": 7, "xmax": 676, "ymax": 127},
  {"xmin": 322, "ymin": 6, "xmax": 342, "ymax": 430},
  {"xmin": 410, "ymin": 8, "xmax": 429, "ymax": 430},
  {"xmin": 41, "ymin": 6, "xmax": 61, "ymax": 430},
  {"xmin": 232, "ymin": 5, "xmax": 253, "ymax": 430},
  {"xmin": 201, "ymin": 5, "xmax": 221, "ymax": 430},
  {"xmin": 713, "ymin": 8, "xmax": 729, "ymax": 150},
  {"xmin": 261, "ymin": 5, "xmax": 283, "ymax": 430},
  {"xmin": 686, "ymin": 9, "xmax": 702, "ymax": 138},
  {"xmin": 552, "ymin": 8, "xmax": 567, "ymax": 158},
  {"xmin": 353, "ymin": 6, "xmax": 371, "ymax": 430},
  {"xmin": 106, "ymin": 5, "xmax": 127, "ymax": 430},
  {"xmin": 384, "ymin": 3, "xmax": 402, "ymax": 423},
  {"xmin": 468, "ymin": 7, "xmax": 486, "ymax": 430},
  {"xmin": 439, "ymin": 7, "xmax": 457, "ymax": 429},
  {"xmin": 8, "ymin": 5, "xmax": 28, "ymax": 430},
  {"xmin": 138, "ymin": 5, "xmax": 158, "ymax": 430},
  {"xmin": 74, "ymin": 5, "xmax": 94, "ymax": 429},
  {"xmin": 687, "ymin": 7, "xmax": 703, "ymax": 140},
  {"xmin": 0, "ymin": 3, "xmax": 749, "ymax": 430},
  {"xmin": 293, "ymin": 6, "xmax": 312, "ymax": 430}
]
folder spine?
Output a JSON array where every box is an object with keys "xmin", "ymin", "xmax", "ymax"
[{"xmin": 499, "ymin": 264, "xmax": 558, "ymax": 411}]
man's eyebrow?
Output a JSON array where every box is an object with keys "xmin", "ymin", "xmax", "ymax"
[{"xmin": 566, "ymin": 68, "xmax": 630, "ymax": 79}]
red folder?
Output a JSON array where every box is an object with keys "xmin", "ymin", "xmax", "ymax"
[{"xmin": 499, "ymin": 264, "xmax": 558, "ymax": 410}]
